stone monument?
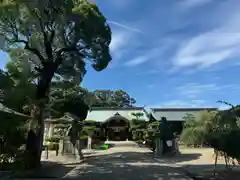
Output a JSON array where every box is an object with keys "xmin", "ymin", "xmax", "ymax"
[
  {"xmin": 59, "ymin": 117, "xmax": 84, "ymax": 160},
  {"xmin": 154, "ymin": 117, "xmax": 180, "ymax": 157}
]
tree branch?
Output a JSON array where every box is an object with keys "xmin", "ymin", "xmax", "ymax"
[
  {"xmin": 10, "ymin": 39, "xmax": 46, "ymax": 64},
  {"xmin": 34, "ymin": 10, "xmax": 55, "ymax": 60}
]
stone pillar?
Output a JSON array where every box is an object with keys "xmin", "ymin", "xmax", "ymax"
[
  {"xmin": 87, "ymin": 136, "xmax": 92, "ymax": 149},
  {"xmin": 59, "ymin": 139, "xmax": 64, "ymax": 155},
  {"xmin": 154, "ymin": 138, "xmax": 163, "ymax": 157},
  {"xmin": 48, "ymin": 124, "xmax": 54, "ymax": 137}
]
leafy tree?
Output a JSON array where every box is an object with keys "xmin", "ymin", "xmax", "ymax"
[
  {"xmin": 131, "ymin": 112, "xmax": 144, "ymax": 121},
  {"xmin": 48, "ymin": 81, "xmax": 89, "ymax": 119},
  {"xmin": 0, "ymin": 69, "xmax": 35, "ymax": 113},
  {"xmin": 0, "ymin": 0, "xmax": 111, "ymax": 167},
  {"xmin": 113, "ymin": 90, "xmax": 136, "ymax": 107},
  {"xmin": 91, "ymin": 89, "xmax": 136, "ymax": 107},
  {"xmin": 180, "ymin": 110, "xmax": 218, "ymax": 147}
]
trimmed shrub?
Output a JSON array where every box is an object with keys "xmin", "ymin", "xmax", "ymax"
[{"xmin": 180, "ymin": 127, "xmax": 205, "ymax": 147}]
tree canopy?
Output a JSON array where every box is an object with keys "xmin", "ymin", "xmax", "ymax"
[
  {"xmin": 0, "ymin": 0, "xmax": 112, "ymax": 99},
  {"xmin": 88, "ymin": 89, "xmax": 136, "ymax": 107},
  {"xmin": 48, "ymin": 80, "xmax": 89, "ymax": 119},
  {"xmin": 0, "ymin": 0, "xmax": 112, "ymax": 167}
]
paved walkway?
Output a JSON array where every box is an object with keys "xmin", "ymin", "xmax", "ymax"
[{"xmin": 64, "ymin": 141, "xmax": 192, "ymax": 180}]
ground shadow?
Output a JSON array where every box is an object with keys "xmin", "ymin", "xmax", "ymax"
[
  {"xmin": 154, "ymin": 152, "xmax": 202, "ymax": 164},
  {"xmin": 63, "ymin": 151, "xmax": 196, "ymax": 180},
  {"xmin": 9, "ymin": 161, "xmax": 81, "ymax": 179},
  {"xmin": 181, "ymin": 164, "xmax": 240, "ymax": 180},
  {"xmin": 88, "ymin": 150, "xmax": 201, "ymax": 164}
]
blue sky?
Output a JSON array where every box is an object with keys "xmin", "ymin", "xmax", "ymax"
[{"xmin": 1, "ymin": 0, "xmax": 240, "ymax": 109}]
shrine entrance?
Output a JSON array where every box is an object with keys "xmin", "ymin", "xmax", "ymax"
[{"xmin": 104, "ymin": 113, "xmax": 130, "ymax": 141}]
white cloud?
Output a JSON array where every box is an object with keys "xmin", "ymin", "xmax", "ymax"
[
  {"xmin": 124, "ymin": 41, "xmax": 173, "ymax": 67},
  {"xmin": 108, "ymin": 21, "xmax": 144, "ymax": 35},
  {"xmin": 124, "ymin": 56, "xmax": 149, "ymax": 67},
  {"xmin": 173, "ymin": 29, "xmax": 240, "ymax": 68},
  {"xmin": 176, "ymin": 83, "xmax": 219, "ymax": 98},
  {"xmin": 175, "ymin": 83, "xmax": 240, "ymax": 99},
  {"xmin": 109, "ymin": 32, "xmax": 128, "ymax": 54},
  {"xmin": 172, "ymin": 2, "xmax": 240, "ymax": 69}
]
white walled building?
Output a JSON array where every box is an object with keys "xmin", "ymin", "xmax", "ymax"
[
  {"xmin": 151, "ymin": 107, "xmax": 218, "ymax": 133},
  {"xmin": 44, "ymin": 107, "xmax": 218, "ymax": 138}
]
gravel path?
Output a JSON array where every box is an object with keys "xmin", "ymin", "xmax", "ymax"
[{"xmin": 64, "ymin": 142, "xmax": 193, "ymax": 180}]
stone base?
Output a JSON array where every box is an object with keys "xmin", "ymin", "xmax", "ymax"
[
  {"xmin": 59, "ymin": 139, "xmax": 84, "ymax": 160},
  {"xmin": 154, "ymin": 139, "xmax": 180, "ymax": 157}
]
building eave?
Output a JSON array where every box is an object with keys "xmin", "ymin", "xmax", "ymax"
[
  {"xmin": 151, "ymin": 107, "xmax": 218, "ymax": 112},
  {"xmin": 89, "ymin": 107, "xmax": 145, "ymax": 111}
]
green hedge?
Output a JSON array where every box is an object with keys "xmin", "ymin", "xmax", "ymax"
[
  {"xmin": 205, "ymin": 129, "xmax": 240, "ymax": 159},
  {"xmin": 47, "ymin": 142, "xmax": 59, "ymax": 150},
  {"xmin": 45, "ymin": 136, "xmax": 60, "ymax": 143},
  {"xmin": 79, "ymin": 135, "xmax": 88, "ymax": 140}
]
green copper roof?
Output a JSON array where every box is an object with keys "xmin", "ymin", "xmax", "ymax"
[{"xmin": 86, "ymin": 107, "xmax": 148, "ymax": 122}]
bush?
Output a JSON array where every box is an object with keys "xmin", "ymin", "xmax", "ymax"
[
  {"xmin": 0, "ymin": 115, "xmax": 27, "ymax": 165},
  {"xmin": 132, "ymin": 129, "xmax": 145, "ymax": 141},
  {"xmin": 45, "ymin": 136, "xmax": 60, "ymax": 143},
  {"xmin": 47, "ymin": 142, "xmax": 59, "ymax": 151},
  {"xmin": 83, "ymin": 120, "xmax": 99, "ymax": 126},
  {"xmin": 205, "ymin": 129, "xmax": 240, "ymax": 159},
  {"xmin": 135, "ymin": 140, "xmax": 143, "ymax": 144},
  {"xmin": 79, "ymin": 135, "xmax": 88, "ymax": 140},
  {"xmin": 180, "ymin": 127, "xmax": 205, "ymax": 147}
]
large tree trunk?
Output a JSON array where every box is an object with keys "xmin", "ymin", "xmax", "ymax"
[
  {"xmin": 25, "ymin": 104, "xmax": 45, "ymax": 168},
  {"xmin": 25, "ymin": 64, "xmax": 55, "ymax": 168}
]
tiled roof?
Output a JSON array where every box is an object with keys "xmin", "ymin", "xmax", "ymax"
[
  {"xmin": 152, "ymin": 107, "xmax": 218, "ymax": 112},
  {"xmin": 89, "ymin": 107, "xmax": 145, "ymax": 111},
  {"xmin": 151, "ymin": 108, "xmax": 217, "ymax": 121},
  {"xmin": 86, "ymin": 107, "xmax": 148, "ymax": 122}
]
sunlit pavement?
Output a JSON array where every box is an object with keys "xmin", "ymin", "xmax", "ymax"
[{"xmin": 63, "ymin": 142, "xmax": 193, "ymax": 180}]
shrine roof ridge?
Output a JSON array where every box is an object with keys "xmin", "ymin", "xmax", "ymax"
[{"xmin": 89, "ymin": 107, "xmax": 145, "ymax": 111}]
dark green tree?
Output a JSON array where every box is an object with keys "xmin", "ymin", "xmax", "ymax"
[
  {"xmin": 91, "ymin": 89, "xmax": 136, "ymax": 107},
  {"xmin": 48, "ymin": 81, "xmax": 89, "ymax": 119},
  {"xmin": 0, "ymin": 0, "xmax": 111, "ymax": 167}
]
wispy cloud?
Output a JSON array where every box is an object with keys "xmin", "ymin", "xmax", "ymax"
[
  {"xmin": 135, "ymin": 70, "xmax": 161, "ymax": 76},
  {"xmin": 173, "ymin": 23, "xmax": 240, "ymax": 68},
  {"xmin": 109, "ymin": 32, "xmax": 128, "ymax": 53},
  {"xmin": 108, "ymin": 20, "xmax": 144, "ymax": 34},
  {"xmin": 180, "ymin": 0, "xmax": 215, "ymax": 9},
  {"xmin": 175, "ymin": 83, "xmax": 240, "ymax": 99},
  {"xmin": 124, "ymin": 56, "xmax": 149, "ymax": 67},
  {"xmin": 124, "ymin": 40, "xmax": 174, "ymax": 67},
  {"xmin": 146, "ymin": 84, "xmax": 155, "ymax": 89},
  {"xmin": 149, "ymin": 99, "xmax": 208, "ymax": 108}
]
